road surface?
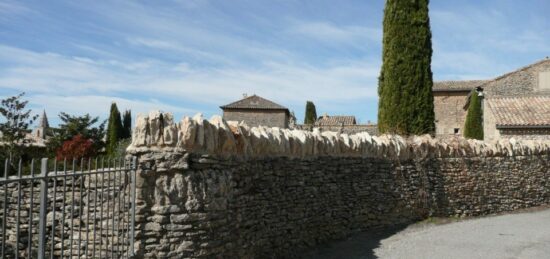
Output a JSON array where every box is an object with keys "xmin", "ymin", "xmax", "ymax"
[{"xmin": 300, "ymin": 208, "xmax": 550, "ymax": 259}]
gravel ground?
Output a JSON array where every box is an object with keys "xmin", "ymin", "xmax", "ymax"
[{"xmin": 300, "ymin": 208, "xmax": 550, "ymax": 259}]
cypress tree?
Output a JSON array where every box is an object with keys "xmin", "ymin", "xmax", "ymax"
[
  {"xmin": 106, "ymin": 102, "xmax": 123, "ymax": 155},
  {"xmin": 122, "ymin": 110, "xmax": 132, "ymax": 139},
  {"xmin": 463, "ymin": 91, "xmax": 484, "ymax": 140},
  {"xmin": 378, "ymin": 0, "xmax": 435, "ymax": 135},
  {"xmin": 304, "ymin": 101, "xmax": 317, "ymax": 124}
]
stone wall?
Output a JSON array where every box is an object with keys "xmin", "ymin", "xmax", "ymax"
[
  {"xmin": 484, "ymin": 59, "xmax": 550, "ymax": 97},
  {"xmin": 294, "ymin": 124, "xmax": 379, "ymax": 136},
  {"xmin": 433, "ymin": 91, "xmax": 469, "ymax": 137},
  {"xmin": 127, "ymin": 111, "xmax": 550, "ymax": 258},
  {"xmin": 498, "ymin": 128, "xmax": 550, "ymax": 141},
  {"xmin": 483, "ymin": 100, "xmax": 501, "ymax": 142},
  {"xmin": 222, "ymin": 109, "xmax": 288, "ymax": 129}
]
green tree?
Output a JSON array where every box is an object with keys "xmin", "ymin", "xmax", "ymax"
[
  {"xmin": 304, "ymin": 101, "xmax": 317, "ymax": 124},
  {"xmin": 122, "ymin": 110, "xmax": 132, "ymax": 139},
  {"xmin": 463, "ymin": 91, "xmax": 484, "ymax": 140},
  {"xmin": 378, "ymin": 0, "xmax": 435, "ymax": 135},
  {"xmin": 0, "ymin": 92, "xmax": 39, "ymax": 162},
  {"xmin": 48, "ymin": 113, "xmax": 106, "ymax": 155},
  {"xmin": 106, "ymin": 102, "xmax": 123, "ymax": 156}
]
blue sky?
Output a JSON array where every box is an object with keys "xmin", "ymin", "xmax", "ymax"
[{"xmin": 0, "ymin": 0, "xmax": 548, "ymax": 126}]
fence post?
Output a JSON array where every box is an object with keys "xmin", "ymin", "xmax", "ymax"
[
  {"xmin": 37, "ymin": 158, "xmax": 48, "ymax": 259},
  {"xmin": 130, "ymin": 156, "xmax": 137, "ymax": 257}
]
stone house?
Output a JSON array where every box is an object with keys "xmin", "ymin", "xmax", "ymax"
[
  {"xmin": 433, "ymin": 58, "xmax": 550, "ymax": 141},
  {"xmin": 310, "ymin": 114, "xmax": 378, "ymax": 135},
  {"xmin": 433, "ymin": 80, "xmax": 487, "ymax": 137},
  {"xmin": 220, "ymin": 95, "xmax": 290, "ymax": 128}
]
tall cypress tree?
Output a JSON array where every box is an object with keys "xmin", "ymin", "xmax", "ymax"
[
  {"xmin": 463, "ymin": 91, "xmax": 484, "ymax": 140},
  {"xmin": 106, "ymin": 102, "xmax": 123, "ymax": 155},
  {"xmin": 122, "ymin": 110, "xmax": 132, "ymax": 139},
  {"xmin": 304, "ymin": 101, "xmax": 317, "ymax": 124},
  {"xmin": 378, "ymin": 0, "xmax": 435, "ymax": 135}
]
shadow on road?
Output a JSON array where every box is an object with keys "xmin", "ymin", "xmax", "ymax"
[{"xmin": 299, "ymin": 225, "xmax": 409, "ymax": 259}]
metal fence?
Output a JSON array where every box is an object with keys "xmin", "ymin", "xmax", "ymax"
[{"xmin": 0, "ymin": 157, "xmax": 137, "ymax": 259}]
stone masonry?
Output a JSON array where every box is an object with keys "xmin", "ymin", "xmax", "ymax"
[{"xmin": 125, "ymin": 111, "xmax": 550, "ymax": 258}]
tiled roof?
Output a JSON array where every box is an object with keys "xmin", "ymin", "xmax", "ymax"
[
  {"xmin": 433, "ymin": 80, "xmax": 488, "ymax": 91},
  {"xmin": 315, "ymin": 115, "xmax": 357, "ymax": 126},
  {"xmin": 220, "ymin": 95, "xmax": 288, "ymax": 111},
  {"xmin": 487, "ymin": 96, "xmax": 550, "ymax": 127},
  {"xmin": 481, "ymin": 58, "xmax": 550, "ymax": 86}
]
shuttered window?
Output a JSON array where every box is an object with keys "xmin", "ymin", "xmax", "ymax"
[{"xmin": 539, "ymin": 71, "xmax": 550, "ymax": 90}]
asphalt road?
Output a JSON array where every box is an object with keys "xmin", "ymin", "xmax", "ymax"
[{"xmin": 300, "ymin": 208, "xmax": 550, "ymax": 259}]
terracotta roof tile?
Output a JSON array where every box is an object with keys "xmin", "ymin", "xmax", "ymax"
[
  {"xmin": 220, "ymin": 95, "xmax": 288, "ymax": 110},
  {"xmin": 315, "ymin": 115, "xmax": 357, "ymax": 126},
  {"xmin": 487, "ymin": 96, "xmax": 550, "ymax": 127}
]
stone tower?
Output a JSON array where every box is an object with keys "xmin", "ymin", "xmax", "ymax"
[{"xmin": 34, "ymin": 110, "xmax": 50, "ymax": 139}]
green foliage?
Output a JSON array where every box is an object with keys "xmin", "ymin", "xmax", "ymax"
[
  {"xmin": 0, "ymin": 92, "xmax": 39, "ymax": 161},
  {"xmin": 114, "ymin": 138, "xmax": 132, "ymax": 158},
  {"xmin": 378, "ymin": 0, "xmax": 435, "ymax": 135},
  {"xmin": 48, "ymin": 112, "xmax": 106, "ymax": 156},
  {"xmin": 122, "ymin": 110, "xmax": 132, "ymax": 139},
  {"xmin": 106, "ymin": 103, "xmax": 123, "ymax": 156},
  {"xmin": 304, "ymin": 101, "xmax": 317, "ymax": 124},
  {"xmin": 463, "ymin": 91, "xmax": 484, "ymax": 140}
]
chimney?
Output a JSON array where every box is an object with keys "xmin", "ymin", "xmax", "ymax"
[{"xmin": 243, "ymin": 93, "xmax": 248, "ymax": 98}]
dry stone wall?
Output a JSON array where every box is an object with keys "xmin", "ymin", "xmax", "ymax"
[{"xmin": 127, "ymin": 111, "xmax": 550, "ymax": 258}]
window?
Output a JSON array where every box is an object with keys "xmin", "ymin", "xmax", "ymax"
[
  {"xmin": 454, "ymin": 128, "xmax": 460, "ymax": 134},
  {"xmin": 539, "ymin": 71, "xmax": 550, "ymax": 90}
]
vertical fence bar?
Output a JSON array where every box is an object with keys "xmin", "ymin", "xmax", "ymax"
[
  {"xmin": 117, "ymin": 158, "xmax": 123, "ymax": 257},
  {"xmin": 37, "ymin": 158, "xmax": 48, "ymax": 259},
  {"xmin": 121, "ymin": 159, "xmax": 127, "ymax": 259},
  {"xmin": 78, "ymin": 158, "xmax": 84, "ymax": 257},
  {"xmin": 85, "ymin": 158, "xmax": 91, "ymax": 259},
  {"xmin": 15, "ymin": 159, "xmax": 22, "ymax": 259},
  {"xmin": 92, "ymin": 159, "xmax": 98, "ymax": 258},
  {"xmin": 126, "ymin": 157, "xmax": 131, "ymax": 259},
  {"xmin": 50, "ymin": 160, "xmax": 57, "ymax": 259},
  {"xmin": 110, "ymin": 159, "xmax": 116, "ymax": 258},
  {"xmin": 69, "ymin": 159, "xmax": 76, "ymax": 257},
  {"xmin": 60, "ymin": 159, "xmax": 67, "ymax": 258},
  {"xmin": 28, "ymin": 160, "xmax": 35, "ymax": 258},
  {"xmin": 106, "ymin": 158, "xmax": 113, "ymax": 258},
  {"xmin": 130, "ymin": 156, "xmax": 137, "ymax": 257},
  {"xmin": 99, "ymin": 158, "xmax": 105, "ymax": 258},
  {"xmin": 2, "ymin": 160, "xmax": 8, "ymax": 259}
]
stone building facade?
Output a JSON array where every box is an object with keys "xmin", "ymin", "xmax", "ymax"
[
  {"xmin": 433, "ymin": 58, "xmax": 550, "ymax": 141},
  {"xmin": 302, "ymin": 114, "xmax": 378, "ymax": 135},
  {"xmin": 220, "ymin": 95, "xmax": 290, "ymax": 128},
  {"xmin": 433, "ymin": 80, "xmax": 487, "ymax": 137}
]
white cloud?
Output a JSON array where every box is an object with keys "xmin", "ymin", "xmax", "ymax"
[
  {"xmin": 0, "ymin": 0, "xmax": 32, "ymax": 16},
  {"xmin": 287, "ymin": 20, "xmax": 381, "ymax": 45},
  {"xmin": 26, "ymin": 94, "xmax": 198, "ymax": 125},
  {"xmin": 0, "ymin": 45, "xmax": 380, "ymax": 125}
]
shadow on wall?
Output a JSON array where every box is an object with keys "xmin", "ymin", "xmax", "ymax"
[{"xmin": 299, "ymin": 224, "xmax": 409, "ymax": 259}]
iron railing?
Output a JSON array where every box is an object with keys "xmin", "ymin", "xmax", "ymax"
[{"xmin": 0, "ymin": 157, "xmax": 137, "ymax": 259}]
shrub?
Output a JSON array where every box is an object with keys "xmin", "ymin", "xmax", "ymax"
[{"xmin": 56, "ymin": 135, "xmax": 96, "ymax": 161}]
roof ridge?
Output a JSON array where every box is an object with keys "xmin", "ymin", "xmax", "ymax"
[
  {"xmin": 434, "ymin": 79, "xmax": 488, "ymax": 83},
  {"xmin": 481, "ymin": 58, "xmax": 550, "ymax": 87},
  {"xmin": 220, "ymin": 95, "xmax": 288, "ymax": 110}
]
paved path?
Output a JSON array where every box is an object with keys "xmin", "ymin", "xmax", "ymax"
[{"xmin": 301, "ymin": 208, "xmax": 550, "ymax": 259}]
